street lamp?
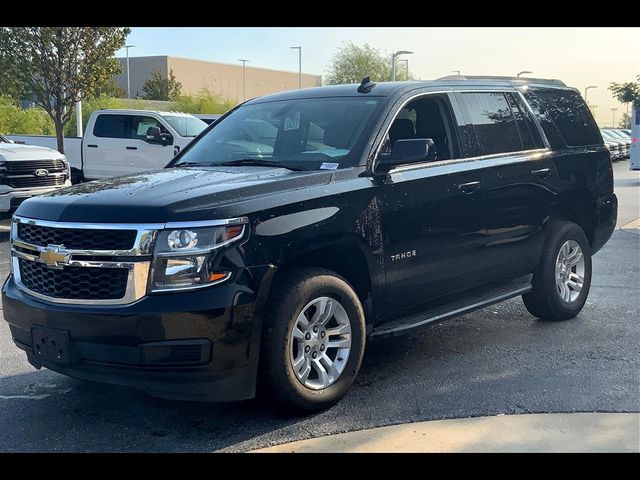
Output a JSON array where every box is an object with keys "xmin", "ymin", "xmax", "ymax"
[
  {"xmin": 391, "ymin": 50, "xmax": 413, "ymax": 81},
  {"xmin": 238, "ymin": 59, "xmax": 249, "ymax": 101},
  {"xmin": 124, "ymin": 45, "xmax": 135, "ymax": 99},
  {"xmin": 517, "ymin": 70, "xmax": 533, "ymax": 77},
  {"xmin": 584, "ymin": 85, "xmax": 597, "ymax": 104},
  {"xmin": 290, "ymin": 46, "xmax": 301, "ymax": 89},
  {"xmin": 611, "ymin": 108, "xmax": 618, "ymax": 128}
]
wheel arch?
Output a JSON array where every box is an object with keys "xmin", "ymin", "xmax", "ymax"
[{"xmin": 552, "ymin": 188, "xmax": 597, "ymax": 246}]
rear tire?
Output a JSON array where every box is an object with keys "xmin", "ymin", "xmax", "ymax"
[
  {"xmin": 523, "ymin": 221, "xmax": 592, "ymax": 321},
  {"xmin": 259, "ymin": 267, "xmax": 366, "ymax": 414}
]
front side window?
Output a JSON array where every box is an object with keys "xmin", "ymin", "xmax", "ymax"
[
  {"xmin": 131, "ymin": 116, "xmax": 166, "ymax": 139},
  {"xmin": 379, "ymin": 94, "xmax": 458, "ymax": 163},
  {"xmin": 461, "ymin": 92, "xmax": 522, "ymax": 156},
  {"xmin": 173, "ymin": 97, "xmax": 381, "ymax": 170}
]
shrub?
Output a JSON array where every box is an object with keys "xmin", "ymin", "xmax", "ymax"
[{"xmin": 0, "ymin": 95, "xmax": 55, "ymax": 135}]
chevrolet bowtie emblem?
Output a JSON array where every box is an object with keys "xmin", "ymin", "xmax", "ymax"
[{"xmin": 38, "ymin": 245, "xmax": 71, "ymax": 269}]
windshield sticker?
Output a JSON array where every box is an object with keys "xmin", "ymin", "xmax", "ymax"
[
  {"xmin": 320, "ymin": 162, "xmax": 339, "ymax": 170},
  {"xmin": 284, "ymin": 112, "xmax": 301, "ymax": 131}
]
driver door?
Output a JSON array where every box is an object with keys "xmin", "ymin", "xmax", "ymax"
[{"xmin": 121, "ymin": 115, "xmax": 175, "ymax": 175}]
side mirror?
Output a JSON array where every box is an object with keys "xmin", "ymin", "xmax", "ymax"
[
  {"xmin": 145, "ymin": 126, "xmax": 162, "ymax": 144},
  {"xmin": 375, "ymin": 138, "xmax": 434, "ymax": 175}
]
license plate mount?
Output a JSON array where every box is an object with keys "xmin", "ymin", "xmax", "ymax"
[{"xmin": 31, "ymin": 326, "xmax": 71, "ymax": 364}]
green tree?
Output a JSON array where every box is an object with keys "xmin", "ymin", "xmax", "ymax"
[
  {"xmin": 0, "ymin": 27, "xmax": 130, "ymax": 153},
  {"xmin": 64, "ymin": 95, "xmax": 127, "ymax": 137},
  {"xmin": 325, "ymin": 42, "xmax": 392, "ymax": 85},
  {"xmin": 141, "ymin": 69, "xmax": 182, "ymax": 101},
  {"xmin": 171, "ymin": 87, "xmax": 236, "ymax": 114},
  {"xmin": 93, "ymin": 78, "xmax": 127, "ymax": 99},
  {"xmin": 608, "ymin": 77, "xmax": 640, "ymax": 129}
]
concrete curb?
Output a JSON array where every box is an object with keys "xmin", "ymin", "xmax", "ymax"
[{"xmin": 252, "ymin": 413, "xmax": 640, "ymax": 453}]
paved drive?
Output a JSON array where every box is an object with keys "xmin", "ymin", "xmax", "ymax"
[{"xmin": 0, "ymin": 160, "xmax": 638, "ymax": 452}]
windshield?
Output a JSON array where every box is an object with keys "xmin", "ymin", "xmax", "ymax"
[
  {"xmin": 173, "ymin": 97, "xmax": 381, "ymax": 170},
  {"xmin": 605, "ymin": 130, "xmax": 627, "ymax": 139},
  {"xmin": 601, "ymin": 131, "xmax": 617, "ymax": 140},
  {"xmin": 163, "ymin": 115, "xmax": 208, "ymax": 137}
]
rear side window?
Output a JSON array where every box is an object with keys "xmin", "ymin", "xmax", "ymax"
[
  {"xmin": 93, "ymin": 114, "xmax": 129, "ymax": 138},
  {"xmin": 523, "ymin": 89, "xmax": 601, "ymax": 147},
  {"xmin": 461, "ymin": 92, "xmax": 522, "ymax": 155},
  {"xmin": 505, "ymin": 93, "xmax": 545, "ymax": 150}
]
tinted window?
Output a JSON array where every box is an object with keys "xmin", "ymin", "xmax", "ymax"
[
  {"xmin": 505, "ymin": 93, "xmax": 545, "ymax": 150},
  {"xmin": 462, "ymin": 92, "xmax": 522, "ymax": 155},
  {"xmin": 93, "ymin": 115, "xmax": 129, "ymax": 138},
  {"xmin": 524, "ymin": 89, "xmax": 601, "ymax": 147}
]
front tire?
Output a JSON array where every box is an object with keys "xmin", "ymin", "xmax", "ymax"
[
  {"xmin": 260, "ymin": 267, "xmax": 366, "ymax": 413},
  {"xmin": 523, "ymin": 221, "xmax": 592, "ymax": 321}
]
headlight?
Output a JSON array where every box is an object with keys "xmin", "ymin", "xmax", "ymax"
[{"xmin": 149, "ymin": 221, "xmax": 246, "ymax": 292}]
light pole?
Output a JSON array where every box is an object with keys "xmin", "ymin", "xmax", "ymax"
[
  {"xmin": 611, "ymin": 108, "xmax": 618, "ymax": 128},
  {"xmin": 452, "ymin": 70, "xmax": 461, "ymax": 76},
  {"xmin": 517, "ymin": 70, "xmax": 533, "ymax": 77},
  {"xmin": 124, "ymin": 45, "xmax": 135, "ymax": 99},
  {"xmin": 290, "ymin": 46, "xmax": 301, "ymax": 89},
  {"xmin": 584, "ymin": 85, "xmax": 597, "ymax": 104},
  {"xmin": 238, "ymin": 59, "xmax": 249, "ymax": 101},
  {"xmin": 391, "ymin": 50, "xmax": 413, "ymax": 81}
]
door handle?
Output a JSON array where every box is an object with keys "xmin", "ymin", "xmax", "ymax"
[
  {"xmin": 457, "ymin": 181, "xmax": 481, "ymax": 193},
  {"xmin": 126, "ymin": 146, "xmax": 138, "ymax": 150},
  {"xmin": 531, "ymin": 167, "xmax": 551, "ymax": 177},
  {"xmin": 87, "ymin": 144, "xmax": 98, "ymax": 148}
]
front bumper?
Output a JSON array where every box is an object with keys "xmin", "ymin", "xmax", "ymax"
[
  {"xmin": 2, "ymin": 267, "xmax": 273, "ymax": 401},
  {"xmin": 0, "ymin": 183, "xmax": 71, "ymax": 214}
]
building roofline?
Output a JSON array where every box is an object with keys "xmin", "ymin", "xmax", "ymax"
[{"xmin": 115, "ymin": 54, "xmax": 321, "ymax": 78}]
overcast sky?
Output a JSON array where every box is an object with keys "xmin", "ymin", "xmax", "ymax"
[{"xmin": 118, "ymin": 27, "xmax": 640, "ymax": 127}]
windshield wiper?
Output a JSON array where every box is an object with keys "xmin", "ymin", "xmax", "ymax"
[{"xmin": 218, "ymin": 159, "xmax": 311, "ymax": 171}]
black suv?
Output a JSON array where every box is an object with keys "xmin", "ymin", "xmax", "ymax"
[{"xmin": 2, "ymin": 76, "xmax": 617, "ymax": 412}]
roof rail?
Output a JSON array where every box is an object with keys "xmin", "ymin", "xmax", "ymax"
[{"xmin": 434, "ymin": 74, "xmax": 566, "ymax": 87}]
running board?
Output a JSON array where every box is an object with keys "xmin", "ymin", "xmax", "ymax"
[{"xmin": 370, "ymin": 278, "xmax": 532, "ymax": 338}]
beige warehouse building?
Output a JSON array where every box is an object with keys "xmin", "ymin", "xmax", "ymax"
[{"xmin": 114, "ymin": 56, "xmax": 322, "ymax": 102}]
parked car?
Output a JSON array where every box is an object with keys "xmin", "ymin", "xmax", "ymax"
[
  {"xmin": 8, "ymin": 110, "xmax": 208, "ymax": 182},
  {"xmin": 3, "ymin": 76, "xmax": 617, "ymax": 412},
  {"xmin": 194, "ymin": 114, "xmax": 223, "ymax": 125},
  {"xmin": 601, "ymin": 129, "xmax": 629, "ymax": 158},
  {"xmin": 0, "ymin": 134, "xmax": 71, "ymax": 219},
  {"xmin": 604, "ymin": 139, "xmax": 624, "ymax": 161}
]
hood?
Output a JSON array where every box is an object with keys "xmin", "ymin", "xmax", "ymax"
[
  {"xmin": 0, "ymin": 143, "xmax": 66, "ymax": 162},
  {"xmin": 16, "ymin": 166, "xmax": 333, "ymax": 223}
]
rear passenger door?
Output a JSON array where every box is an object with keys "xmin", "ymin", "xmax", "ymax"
[
  {"xmin": 84, "ymin": 114, "xmax": 126, "ymax": 179},
  {"xmin": 455, "ymin": 90, "xmax": 555, "ymax": 283}
]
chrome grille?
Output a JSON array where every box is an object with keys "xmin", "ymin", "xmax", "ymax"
[
  {"xmin": 1, "ymin": 159, "xmax": 68, "ymax": 189},
  {"xmin": 17, "ymin": 223, "xmax": 137, "ymax": 250},
  {"xmin": 18, "ymin": 258, "xmax": 128, "ymax": 300}
]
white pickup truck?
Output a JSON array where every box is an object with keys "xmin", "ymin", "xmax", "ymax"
[
  {"xmin": 8, "ymin": 109, "xmax": 208, "ymax": 182},
  {"xmin": 0, "ymin": 134, "xmax": 71, "ymax": 218}
]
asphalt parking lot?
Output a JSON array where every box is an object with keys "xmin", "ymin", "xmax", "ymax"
[{"xmin": 0, "ymin": 160, "xmax": 638, "ymax": 452}]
